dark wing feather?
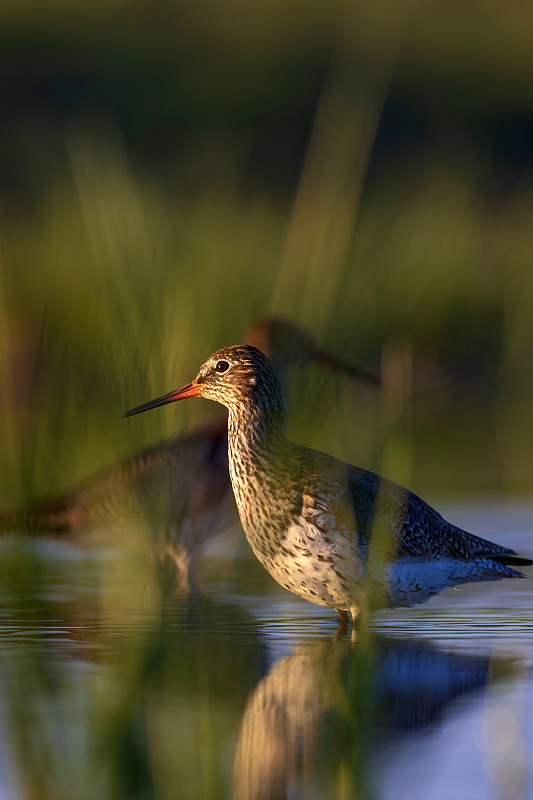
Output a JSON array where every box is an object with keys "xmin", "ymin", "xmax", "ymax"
[{"xmin": 346, "ymin": 464, "xmax": 521, "ymax": 563}]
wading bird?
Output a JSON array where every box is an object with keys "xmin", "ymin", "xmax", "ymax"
[
  {"xmin": 123, "ymin": 345, "xmax": 531, "ymax": 620},
  {"xmin": 1, "ymin": 320, "xmax": 378, "ymax": 590}
]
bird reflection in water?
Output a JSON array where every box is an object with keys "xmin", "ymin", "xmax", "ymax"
[
  {"xmin": 0, "ymin": 549, "xmax": 521, "ymax": 800},
  {"xmin": 232, "ymin": 630, "xmax": 516, "ymax": 800}
]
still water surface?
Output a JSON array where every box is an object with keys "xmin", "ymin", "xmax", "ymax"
[{"xmin": 0, "ymin": 502, "xmax": 531, "ymax": 799}]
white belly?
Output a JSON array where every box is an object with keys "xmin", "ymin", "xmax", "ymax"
[
  {"xmin": 381, "ymin": 558, "xmax": 510, "ymax": 608},
  {"xmin": 249, "ymin": 518, "xmax": 364, "ymax": 610}
]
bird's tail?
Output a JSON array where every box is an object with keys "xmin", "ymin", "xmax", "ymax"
[
  {"xmin": 0, "ymin": 492, "xmax": 86, "ymax": 536},
  {"xmin": 489, "ymin": 553, "xmax": 533, "ymax": 570},
  {"xmin": 457, "ymin": 527, "xmax": 532, "ymax": 571}
]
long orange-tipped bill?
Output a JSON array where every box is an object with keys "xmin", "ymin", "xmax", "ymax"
[
  {"xmin": 122, "ymin": 381, "xmax": 204, "ymax": 418},
  {"xmin": 315, "ymin": 351, "xmax": 381, "ymax": 387}
]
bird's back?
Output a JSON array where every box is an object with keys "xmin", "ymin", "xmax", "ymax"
[{"xmin": 0, "ymin": 417, "xmax": 233, "ymax": 547}]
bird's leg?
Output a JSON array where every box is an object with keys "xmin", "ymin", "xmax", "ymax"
[
  {"xmin": 350, "ymin": 607, "xmax": 360, "ymax": 630},
  {"xmin": 172, "ymin": 546, "xmax": 198, "ymax": 596},
  {"xmin": 336, "ymin": 609, "xmax": 349, "ymax": 631}
]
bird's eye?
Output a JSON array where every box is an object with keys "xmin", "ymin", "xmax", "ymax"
[{"xmin": 214, "ymin": 360, "xmax": 230, "ymax": 374}]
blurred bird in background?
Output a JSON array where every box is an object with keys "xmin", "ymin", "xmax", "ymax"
[{"xmin": 0, "ymin": 317, "xmax": 379, "ymax": 591}]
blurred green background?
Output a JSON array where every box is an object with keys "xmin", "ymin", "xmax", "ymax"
[
  {"xmin": 1, "ymin": 0, "xmax": 533, "ymax": 503},
  {"xmin": 0, "ymin": 4, "xmax": 533, "ymax": 799}
]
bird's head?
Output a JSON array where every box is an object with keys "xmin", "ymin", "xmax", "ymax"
[
  {"xmin": 244, "ymin": 316, "xmax": 380, "ymax": 386},
  {"xmin": 122, "ymin": 345, "xmax": 281, "ymax": 418}
]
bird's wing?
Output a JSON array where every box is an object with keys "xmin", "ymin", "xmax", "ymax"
[
  {"xmin": 290, "ymin": 446, "xmax": 516, "ymax": 564},
  {"xmin": 345, "ymin": 464, "xmax": 516, "ymax": 562}
]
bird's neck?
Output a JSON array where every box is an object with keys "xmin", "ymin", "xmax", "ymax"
[
  {"xmin": 227, "ymin": 393, "xmax": 286, "ymax": 459},
  {"xmin": 227, "ymin": 393, "xmax": 296, "ymax": 559}
]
